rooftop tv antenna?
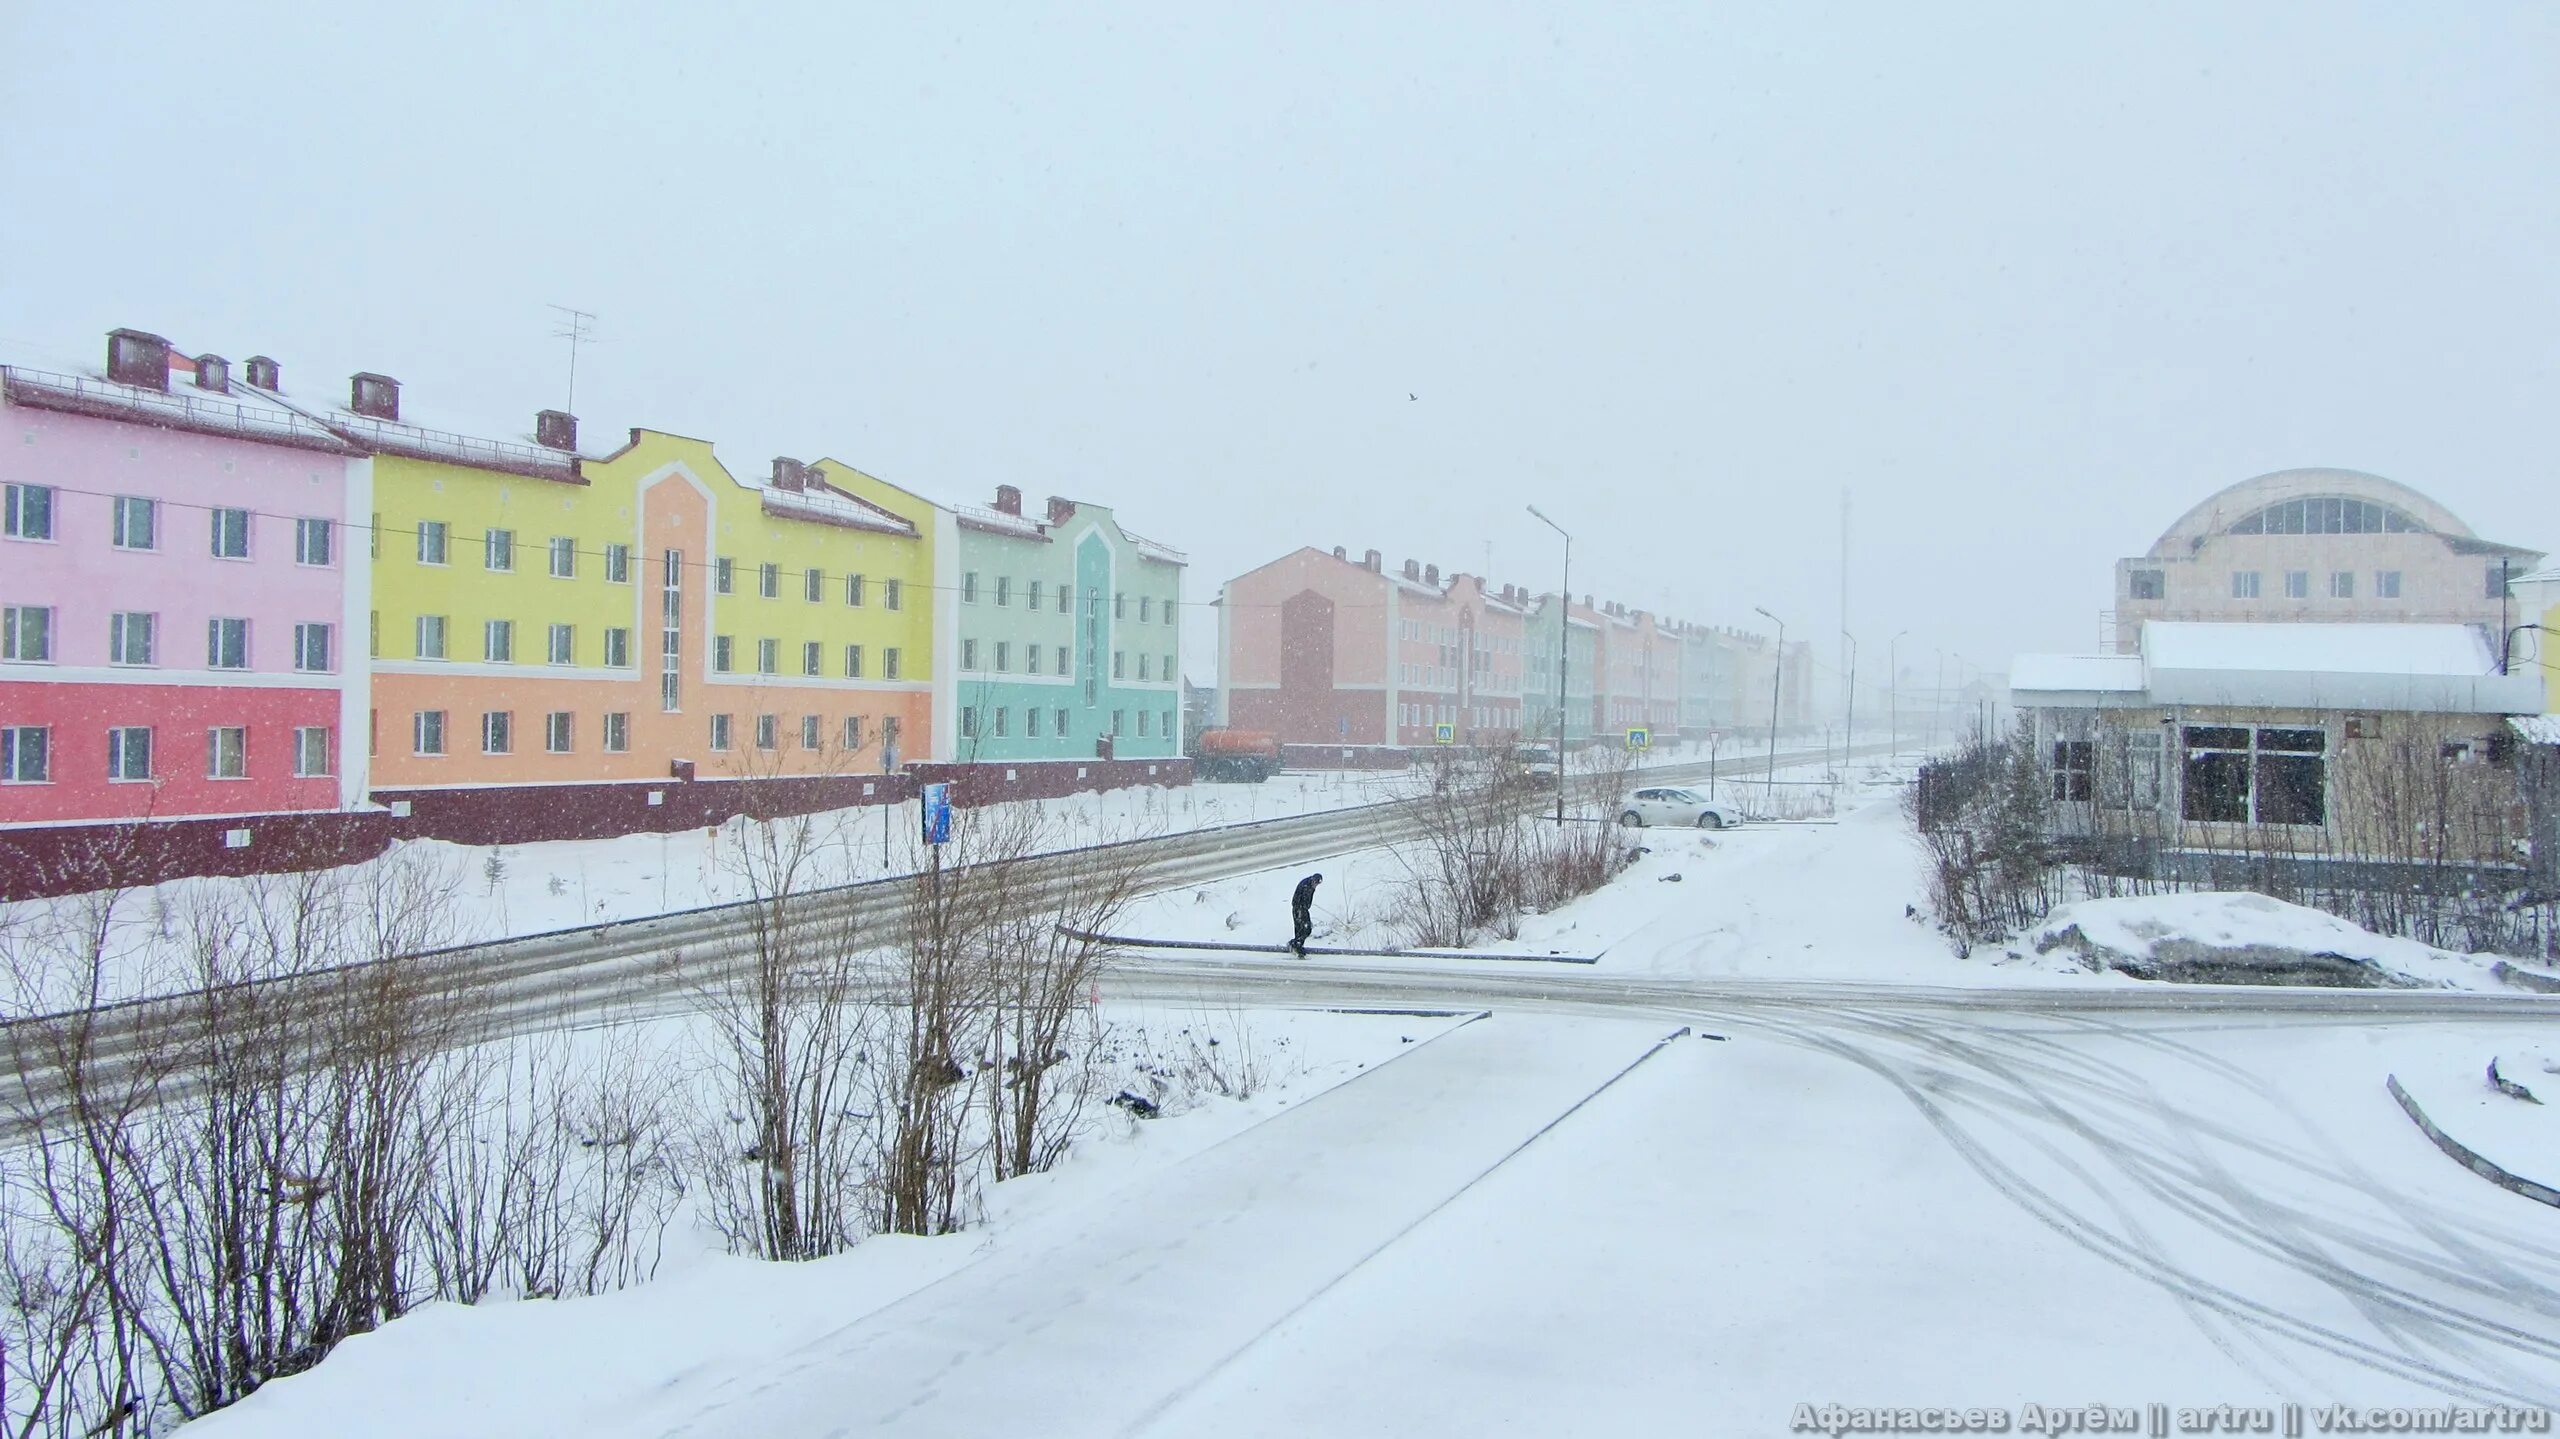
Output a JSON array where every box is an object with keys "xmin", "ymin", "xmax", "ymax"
[{"xmin": 548, "ymin": 305, "xmax": 596, "ymax": 413}]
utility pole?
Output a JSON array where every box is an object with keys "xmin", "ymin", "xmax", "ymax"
[
  {"xmin": 1755, "ymin": 606, "xmax": 1786, "ymax": 815},
  {"xmin": 1528, "ymin": 506, "xmax": 1572, "ymax": 826},
  {"xmin": 548, "ymin": 304, "xmax": 596, "ymax": 414}
]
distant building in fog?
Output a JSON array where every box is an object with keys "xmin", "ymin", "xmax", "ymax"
[{"xmin": 2111, "ymin": 468, "xmax": 2541, "ymax": 650}]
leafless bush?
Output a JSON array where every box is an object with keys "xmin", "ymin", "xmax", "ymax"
[
  {"xmin": 981, "ymin": 838, "xmax": 1151, "ymax": 1184},
  {"xmin": 685, "ymin": 790, "xmax": 874, "ymax": 1263},
  {"xmin": 1907, "ymin": 729, "xmax": 2065, "ymax": 950},
  {"xmin": 1391, "ymin": 746, "xmax": 1635, "ymax": 947}
]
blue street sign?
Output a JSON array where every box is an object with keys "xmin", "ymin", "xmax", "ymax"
[
  {"xmin": 920, "ymin": 782, "xmax": 952, "ymax": 845},
  {"xmin": 1627, "ymin": 727, "xmax": 1651, "ymax": 751}
]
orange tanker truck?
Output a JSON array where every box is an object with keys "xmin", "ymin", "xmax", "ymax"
[{"xmin": 1190, "ymin": 728, "xmax": 1281, "ymax": 783}]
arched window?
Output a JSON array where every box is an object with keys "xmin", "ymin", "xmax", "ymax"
[{"xmin": 2227, "ymin": 496, "xmax": 2421, "ymax": 536}]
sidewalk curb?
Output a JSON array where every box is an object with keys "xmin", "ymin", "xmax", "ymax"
[{"xmin": 2386, "ymin": 1074, "xmax": 2560, "ymax": 1210}]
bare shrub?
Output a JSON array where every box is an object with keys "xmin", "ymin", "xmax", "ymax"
[{"xmin": 685, "ymin": 796, "xmax": 873, "ymax": 1263}]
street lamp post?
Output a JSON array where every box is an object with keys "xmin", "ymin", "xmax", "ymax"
[
  {"xmin": 1527, "ymin": 505, "xmax": 1571, "ymax": 826},
  {"xmin": 1930, "ymin": 647, "xmax": 1946, "ymax": 755},
  {"xmin": 1754, "ymin": 606, "xmax": 1785, "ymax": 815},
  {"xmin": 1888, "ymin": 629, "xmax": 1909, "ymax": 760},
  {"xmin": 1840, "ymin": 629, "xmax": 1857, "ymax": 775}
]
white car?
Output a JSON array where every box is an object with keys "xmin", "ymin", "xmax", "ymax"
[{"xmin": 1619, "ymin": 786, "xmax": 1739, "ymax": 830}]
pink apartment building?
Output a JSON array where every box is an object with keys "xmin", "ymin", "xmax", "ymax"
[
  {"xmin": 0, "ymin": 330, "xmax": 373, "ymax": 886},
  {"xmin": 1215, "ymin": 545, "xmax": 1539, "ymax": 755}
]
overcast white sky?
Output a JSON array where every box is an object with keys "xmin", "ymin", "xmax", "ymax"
[{"xmin": 4, "ymin": 3, "xmax": 2552, "ymax": 698}]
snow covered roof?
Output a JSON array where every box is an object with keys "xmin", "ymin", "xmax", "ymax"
[
  {"xmin": 953, "ymin": 503, "xmax": 1050, "ymax": 539},
  {"xmin": 1, "ymin": 360, "xmax": 360, "ymax": 456},
  {"xmin": 1120, "ymin": 525, "xmax": 1186, "ymax": 566},
  {"xmin": 2512, "ymin": 715, "xmax": 2560, "ymax": 746},
  {"xmin": 760, "ymin": 483, "xmax": 918, "ymax": 537},
  {"xmin": 2009, "ymin": 654, "xmax": 2143, "ymax": 695},
  {"xmin": 2013, "ymin": 622, "xmax": 2542, "ymax": 714}
]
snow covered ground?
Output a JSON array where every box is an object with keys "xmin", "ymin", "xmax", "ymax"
[
  {"xmin": 195, "ymin": 1007, "xmax": 2560, "ymax": 1435},
  {"xmin": 169, "ymin": 762, "xmax": 2560, "ymax": 1436},
  {"xmin": 2037, "ymin": 891, "xmax": 2512, "ymax": 989},
  {"xmin": 185, "ymin": 1002, "xmax": 1470, "ymax": 1439},
  {"xmin": 2392, "ymin": 1031, "xmax": 2559, "ymax": 1194}
]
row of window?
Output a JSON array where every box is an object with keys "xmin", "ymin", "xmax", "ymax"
[
  {"xmin": 706, "ymin": 555, "xmax": 908, "ymax": 608},
  {"xmin": 2049, "ymin": 726, "xmax": 2327, "ymax": 826},
  {"xmin": 960, "ymin": 573, "xmax": 1175, "ymax": 623},
  {"xmin": 402, "ymin": 709, "xmax": 906, "ymax": 758},
  {"xmin": 1, "ymin": 608, "xmax": 335, "ymax": 672},
  {"xmin": 4, "ymin": 485, "xmax": 337, "ymax": 564},
  {"xmin": 707, "ymin": 637, "xmax": 906, "ymax": 679},
  {"xmin": 1399, "ymin": 702, "xmax": 1519, "ymax": 730},
  {"xmin": 957, "ymin": 705, "xmax": 1174, "ymax": 741},
  {"xmin": 2223, "ymin": 569, "xmax": 2406, "ymax": 601},
  {"xmin": 954, "ymin": 640, "xmax": 1176, "ymax": 681},
  {"xmin": 0, "ymin": 724, "xmax": 332, "ymax": 784}
]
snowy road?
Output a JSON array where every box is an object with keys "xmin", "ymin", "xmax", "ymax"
[{"xmin": 602, "ymin": 1001, "xmax": 2560, "ymax": 1436}]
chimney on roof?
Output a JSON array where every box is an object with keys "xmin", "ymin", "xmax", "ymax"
[
  {"xmin": 349, "ymin": 372, "xmax": 400, "ymax": 421},
  {"xmin": 244, "ymin": 355, "xmax": 279, "ymax": 391},
  {"xmin": 535, "ymin": 409, "xmax": 578, "ymax": 452},
  {"xmin": 1402, "ymin": 558, "xmax": 1420, "ymax": 580},
  {"xmin": 770, "ymin": 457, "xmax": 809, "ymax": 491},
  {"xmin": 1363, "ymin": 548, "xmax": 1381, "ymax": 573},
  {"xmin": 994, "ymin": 484, "xmax": 1022, "ymax": 516},
  {"xmin": 1047, "ymin": 496, "xmax": 1075, "ymax": 525},
  {"xmin": 1424, "ymin": 563, "xmax": 1439, "ymax": 587},
  {"xmin": 106, "ymin": 329, "xmax": 171, "ymax": 391},
  {"xmin": 1331, "ymin": 545, "xmax": 1347, "ymax": 561},
  {"xmin": 192, "ymin": 354, "xmax": 230, "ymax": 394}
]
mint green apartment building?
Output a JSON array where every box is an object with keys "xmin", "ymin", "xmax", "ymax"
[{"xmin": 938, "ymin": 485, "xmax": 1184, "ymax": 763}]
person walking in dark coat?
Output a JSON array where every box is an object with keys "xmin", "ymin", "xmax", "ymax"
[{"xmin": 1289, "ymin": 872, "xmax": 1323, "ymax": 958}]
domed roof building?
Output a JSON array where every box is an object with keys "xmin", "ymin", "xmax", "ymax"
[{"xmin": 2111, "ymin": 468, "xmax": 2541, "ymax": 651}]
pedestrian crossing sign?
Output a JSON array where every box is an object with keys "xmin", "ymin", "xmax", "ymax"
[
  {"xmin": 1433, "ymin": 722, "xmax": 1455, "ymax": 745},
  {"xmin": 1626, "ymin": 727, "xmax": 1651, "ymax": 750}
]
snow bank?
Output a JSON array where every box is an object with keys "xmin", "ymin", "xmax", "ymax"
[{"xmin": 2034, "ymin": 892, "xmax": 2494, "ymax": 989}]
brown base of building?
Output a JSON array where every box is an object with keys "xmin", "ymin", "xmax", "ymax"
[
  {"xmin": 1279, "ymin": 744, "xmax": 1414, "ymax": 771},
  {"xmin": 0, "ymin": 760, "xmax": 1195, "ymax": 902},
  {"xmin": 373, "ymin": 773, "xmax": 919, "ymax": 849},
  {"xmin": 0, "ymin": 810, "xmax": 397, "ymax": 902},
  {"xmin": 907, "ymin": 756, "xmax": 1192, "ymax": 806}
]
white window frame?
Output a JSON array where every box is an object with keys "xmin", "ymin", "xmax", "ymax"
[
  {"xmin": 416, "ymin": 614, "xmax": 448, "ymax": 660},
  {"xmin": 295, "ymin": 517, "xmax": 334, "ymax": 567},
  {"xmin": 484, "ymin": 619, "xmax": 514, "ymax": 663},
  {"xmin": 709, "ymin": 714, "xmax": 733, "ymax": 751},
  {"xmin": 844, "ymin": 644, "xmax": 864, "ymax": 678},
  {"xmin": 602, "ymin": 711, "xmax": 630, "ymax": 753},
  {"xmin": 603, "ymin": 542, "xmax": 631, "ymax": 584},
  {"xmin": 1, "ymin": 725, "xmax": 50, "ymax": 783},
  {"xmin": 292, "ymin": 622, "xmax": 332, "ymax": 674},
  {"xmin": 106, "ymin": 726, "xmax": 152, "ymax": 781},
  {"xmin": 481, "ymin": 710, "xmax": 513, "ymax": 755},
  {"xmin": 548, "ymin": 623, "xmax": 575, "ymax": 666},
  {"xmin": 417, "ymin": 520, "xmax": 448, "ymax": 565},
  {"xmin": 757, "ymin": 637, "xmax": 778, "ymax": 675},
  {"xmin": 112, "ymin": 496, "xmax": 157, "ymax": 551},
  {"xmin": 548, "ymin": 535, "xmax": 577, "ymax": 579},
  {"xmin": 210, "ymin": 506, "xmax": 251, "ymax": 559},
  {"xmin": 755, "ymin": 713, "xmax": 777, "ymax": 750},
  {"xmin": 206, "ymin": 725, "xmax": 247, "ymax": 780},
  {"xmin": 484, "ymin": 528, "xmax": 515, "ymax": 572},
  {"xmin": 2, "ymin": 483, "xmax": 53, "ymax": 542},
  {"xmin": 604, "ymin": 626, "xmax": 631, "ymax": 667},
  {"xmin": 109, "ymin": 611, "xmax": 156, "ymax": 666},
  {"xmin": 293, "ymin": 725, "xmax": 332, "ymax": 777},
  {"xmin": 801, "ymin": 714, "xmax": 822, "ymax": 749},
  {"xmin": 413, "ymin": 710, "xmax": 447, "ymax": 756},
  {"xmin": 545, "ymin": 711, "xmax": 574, "ymax": 754},
  {"xmin": 758, "ymin": 562, "xmax": 778, "ymax": 599},
  {"xmin": 205, "ymin": 616, "xmax": 247, "ymax": 670}
]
